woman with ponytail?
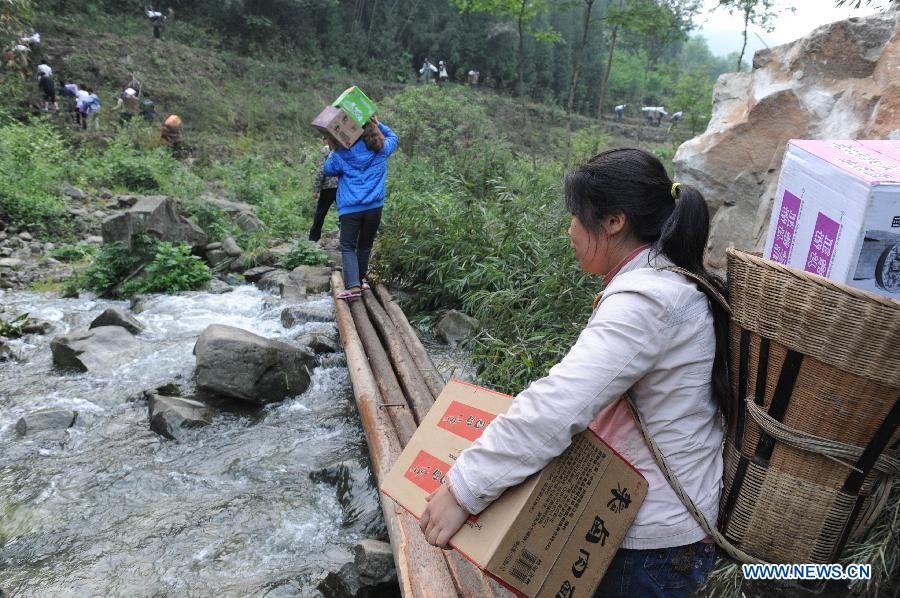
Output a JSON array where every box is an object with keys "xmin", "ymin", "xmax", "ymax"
[
  {"xmin": 420, "ymin": 148, "xmax": 726, "ymax": 597},
  {"xmin": 324, "ymin": 115, "xmax": 399, "ymax": 299}
]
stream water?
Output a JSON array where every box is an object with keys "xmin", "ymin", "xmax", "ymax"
[{"xmin": 0, "ymin": 286, "xmax": 384, "ymax": 597}]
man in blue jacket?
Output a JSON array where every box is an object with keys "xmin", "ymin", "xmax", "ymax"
[{"xmin": 323, "ymin": 116, "xmax": 399, "ymax": 299}]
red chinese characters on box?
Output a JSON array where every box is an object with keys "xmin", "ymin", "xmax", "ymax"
[
  {"xmin": 403, "ymin": 450, "xmax": 450, "ymax": 494},
  {"xmin": 437, "ymin": 400, "xmax": 497, "ymax": 442}
]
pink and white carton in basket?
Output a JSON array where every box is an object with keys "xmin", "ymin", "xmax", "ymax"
[{"xmin": 763, "ymin": 140, "xmax": 900, "ymax": 299}]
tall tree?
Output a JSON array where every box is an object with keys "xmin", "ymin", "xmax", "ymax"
[
  {"xmin": 451, "ymin": 0, "xmax": 559, "ymax": 101},
  {"xmin": 564, "ymin": 0, "xmax": 598, "ymax": 166},
  {"xmin": 717, "ymin": 0, "xmax": 780, "ymax": 71}
]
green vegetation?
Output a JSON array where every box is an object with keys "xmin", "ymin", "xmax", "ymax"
[
  {"xmin": 81, "ymin": 236, "xmax": 209, "ymax": 298},
  {"xmin": 119, "ymin": 241, "xmax": 211, "ymax": 296},
  {"xmin": 0, "ymin": 313, "xmax": 29, "ymax": 338},
  {"xmin": 0, "ymin": 120, "xmax": 68, "ymax": 234},
  {"xmin": 49, "ymin": 242, "xmax": 97, "ymax": 262},
  {"xmin": 279, "ymin": 240, "xmax": 328, "ymax": 270}
]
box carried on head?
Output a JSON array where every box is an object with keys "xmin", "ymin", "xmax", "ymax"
[{"xmin": 311, "ymin": 86, "xmax": 378, "ymax": 149}]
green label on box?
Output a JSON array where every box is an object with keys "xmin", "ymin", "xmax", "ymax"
[{"xmin": 333, "ymin": 86, "xmax": 377, "ymax": 127}]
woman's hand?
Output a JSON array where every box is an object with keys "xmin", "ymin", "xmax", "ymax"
[{"xmin": 419, "ymin": 484, "xmax": 469, "ymax": 549}]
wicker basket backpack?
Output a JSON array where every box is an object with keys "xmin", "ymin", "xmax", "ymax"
[{"xmin": 626, "ymin": 249, "xmax": 900, "ymax": 565}]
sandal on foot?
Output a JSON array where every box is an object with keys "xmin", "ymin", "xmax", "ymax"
[{"xmin": 337, "ymin": 289, "xmax": 362, "ymax": 300}]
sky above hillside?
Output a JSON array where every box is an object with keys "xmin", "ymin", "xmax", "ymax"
[{"xmin": 696, "ymin": 0, "xmax": 887, "ymax": 58}]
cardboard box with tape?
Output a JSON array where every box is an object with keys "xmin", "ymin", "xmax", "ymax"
[{"xmin": 381, "ymin": 380, "xmax": 647, "ymax": 598}]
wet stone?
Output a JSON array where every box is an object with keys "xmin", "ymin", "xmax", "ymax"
[{"xmin": 15, "ymin": 409, "xmax": 78, "ymax": 436}]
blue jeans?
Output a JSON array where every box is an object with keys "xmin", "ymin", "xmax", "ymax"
[
  {"xmin": 594, "ymin": 542, "xmax": 715, "ymax": 598},
  {"xmin": 339, "ymin": 207, "xmax": 382, "ymax": 289}
]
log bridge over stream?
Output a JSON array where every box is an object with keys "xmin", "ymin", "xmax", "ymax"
[{"xmin": 330, "ymin": 272, "xmax": 514, "ymax": 598}]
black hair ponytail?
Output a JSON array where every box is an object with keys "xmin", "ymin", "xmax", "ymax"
[
  {"xmin": 564, "ymin": 148, "xmax": 731, "ymax": 419},
  {"xmin": 656, "ymin": 183, "xmax": 731, "ymax": 420}
]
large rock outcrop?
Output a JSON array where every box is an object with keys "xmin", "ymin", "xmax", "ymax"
[
  {"xmin": 50, "ymin": 326, "xmax": 142, "ymax": 372},
  {"xmin": 193, "ymin": 324, "xmax": 314, "ymax": 404},
  {"xmin": 101, "ymin": 196, "xmax": 207, "ymax": 250},
  {"xmin": 674, "ymin": 8, "xmax": 900, "ymax": 267}
]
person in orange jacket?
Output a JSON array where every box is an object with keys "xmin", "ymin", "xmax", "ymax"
[{"xmin": 161, "ymin": 114, "xmax": 184, "ymax": 157}]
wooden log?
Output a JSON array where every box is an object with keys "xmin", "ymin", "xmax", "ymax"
[
  {"xmin": 363, "ymin": 291, "xmax": 435, "ymax": 423},
  {"xmin": 332, "ymin": 272, "xmax": 459, "ymax": 598},
  {"xmin": 366, "ymin": 292, "xmax": 512, "ymax": 598},
  {"xmin": 374, "ymin": 283, "xmax": 445, "ymax": 399},
  {"xmin": 348, "ymin": 297, "xmax": 419, "ymax": 447}
]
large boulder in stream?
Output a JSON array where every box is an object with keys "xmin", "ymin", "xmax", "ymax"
[
  {"xmin": 101, "ymin": 195, "xmax": 207, "ymax": 250},
  {"xmin": 89, "ymin": 307, "xmax": 144, "ymax": 335},
  {"xmin": 673, "ymin": 8, "xmax": 900, "ymax": 267},
  {"xmin": 193, "ymin": 324, "xmax": 314, "ymax": 404},
  {"xmin": 50, "ymin": 326, "xmax": 142, "ymax": 372},
  {"xmin": 148, "ymin": 395, "xmax": 214, "ymax": 440}
]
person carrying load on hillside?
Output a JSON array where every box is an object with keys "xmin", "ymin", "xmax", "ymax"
[
  {"xmin": 309, "ymin": 139, "xmax": 339, "ymax": 244},
  {"xmin": 113, "ymin": 87, "xmax": 142, "ymax": 123},
  {"xmin": 38, "ymin": 70, "xmax": 57, "ymax": 112},
  {"xmin": 615, "ymin": 104, "xmax": 626, "ymax": 120},
  {"xmin": 75, "ymin": 87, "xmax": 91, "ymax": 129},
  {"xmin": 437, "ymin": 61, "xmax": 449, "ymax": 86},
  {"xmin": 161, "ymin": 114, "xmax": 184, "ymax": 157},
  {"xmin": 324, "ymin": 115, "xmax": 399, "ymax": 300},
  {"xmin": 36, "ymin": 62, "xmax": 51, "ymax": 78},
  {"xmin": 419, "ymin": 58, "xmax": 438, "ymax": 83},
  {"xmin": 419, "ymin": 148, "xmax": 728, "ymax": 597},
  {"xmin": 84, "ymin": 88, "xmax": 101, "ymax": 131},
  {"xmin": 146, "ymin": 7, "xmax": 167, "ymax": 39},
  {"xmin": 668, "ymin": 111, "xmax": 683, "ymax": 132},
  {"xmin": 59, "ymin": 80, "xmax": 78, "ymax": 123},
  {"xmin": 142, "ymin": 98, "xmax": 156, "ymax": 123}
]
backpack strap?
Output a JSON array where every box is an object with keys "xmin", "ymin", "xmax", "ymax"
[{"xmin": 624, "ymin": 391, "xmax": 766, "ymax": 564}]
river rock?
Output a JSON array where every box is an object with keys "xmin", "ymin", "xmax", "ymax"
[
  {"xmin": 148, "ymin": 395, "xmax": 214, "ymax": 440},
  {"xmin": 222, "ymin": 237, "xmax": 242, "ymax": 257},
  {"xmin": 0, "ymin": 258, "xmax": 24, "ymax": 269},
  {"xmin": 235, "ymin": 211, "xmax": 265, "ymax": 233},
  {"xmin": 62, "ymin": 183, "xmax": 85, "ymax": 200},
  {"xmin": 674, "ymin": 8, "xmax": 900, "ymax": 267},
  {"xmin": 289, "ymin": 266, "xmax": 331, "ymax": 295},
  {"xmin": 99, "ymin": 188, "xmax": 114, "ymax": 199},
  {"xmin": 205, "ymin": 242, "xmax": 223, "ymax": 252},
  {"xmin": 193, "ymin": 324, "xmax": 314, "ymax": 404},
  {"xmin": 435, "ymin": 310, "xmax": 479, "ymax": 346},
  {"xmin": 51, "ymin": 326, "xmax": 142, "ymax": 372},
  {"xmin": 243, "ymin": 266, "xmax": 276, "ymax": 283},
  {"xmin": 297, "ymin": 330, "xmax": 340, "ymax": 354},
  {"xmin": 353, "ymin": 540, "xmax": 396, "ymax": 585},
  {"xmin": 89, "ymin": 307, "xmax": 144, "ymax": 335},
  {"xmin": 15, "ymin": 408, "xmax": 78, "ymax": 436},
  {"xmin": 318, "ymin": 562, "xmax": 399, "ymax": 598},
  {"xmin": 116, "ymin": 194, "xmax": 139, "ymax": 208},
  {"xmin": 281, "ymin": 303, "xmax": 335, "ymax": 327},
  {"xmin": 101, "ymin": 195, "xmax": 208, "ymax": 250},
  {"xmin": 20, "ymin": 318, "xmax": 53, "ymax": 335},
  {"xmin": 206, "ymin": 277, "xmax": 233, "ymax": 294},
  {"xmin": 206, "ymin": 249, "xmax": 229, "ymax": 267},
  {"xmin": 202, "ymin": 195, "xmax": 255, "ymax": 214},
  {"xmin": 257, "ymin": 269, "xmax": 290, "ymax": 293},
  {"xmin": 18, "ymin": 231, "xmax": 32, "ymax": 242}
]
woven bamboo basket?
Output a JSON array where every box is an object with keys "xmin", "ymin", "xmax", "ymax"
[{"xmin": 720, "ymin": 249, "xmax": 900, "ymax": 564}]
